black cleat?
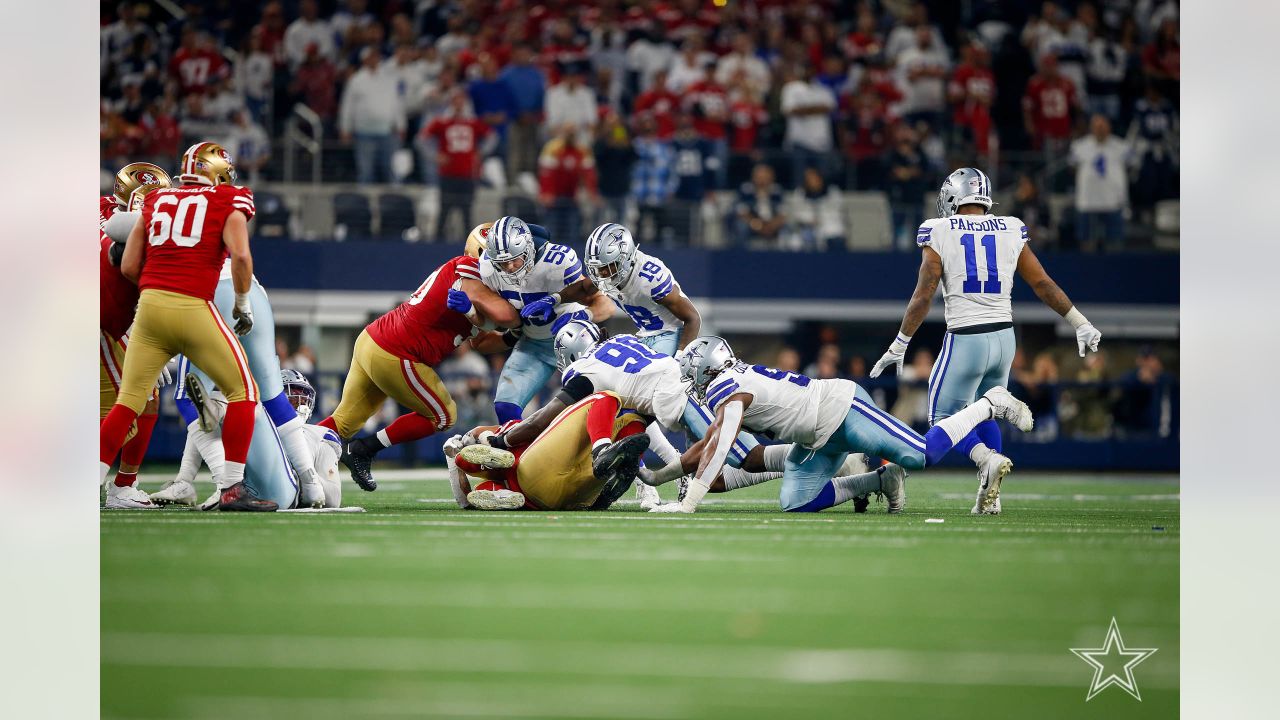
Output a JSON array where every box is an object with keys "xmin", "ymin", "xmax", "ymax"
[
  {"xmin": 184, "ymin": 372, "xmax": 216, "ymax": 432},
  {"xmin": 852, "ymin": 494, "xmax": 870, "ymax": 513},
  {"xmin": 218, "ymin": 482, "xmax": 278, "ymax": 512},
  {"xmin": 591, "ymin": 434, "xmax": 652, "ymax": 509},
  {"xmin": 340, "ymin": 440, "xmax": 378, "ymax": 491}
]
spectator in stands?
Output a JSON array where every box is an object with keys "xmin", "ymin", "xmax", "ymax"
[
  {"xmin": 790, "ymin": 168, "xmax": 847, "ymax": 251},
  {"xmin": 683, "ymin": 73, "xmax": 729, "ymax": 191},
  {"xmin": 102, "ymin": 2, "xmax": 156, "ymax": 68},
  {"xmin": 1009, "ymin": 173, "xmax": 1054, "ymax": 246},
  {"xmin": 884, "ymin": 3, "xmax": 945, "ymax": 63},
  {"xmin": 1086, "ymin": 24, "xmax": 1129, "ymax": 123},
  {"xmin": 891, "ymin": 347, "xmax": 934, "ymax": 431},
  {"xmin": 593, "ymin": 110, "xmax": 637, "ymax": 228},
  {"xmin": 283, "ymin": 0, "xmax": 335, "ymax": 70},
  {"xmin": 238, "ymin": 28, "xmax": 275, "ymax": 125},
  {"xmin": 625, "ymin": 21, "xmax": 676, "ymax": 93},
  {"xmin": 949, "ymin": 41, "xmax": 996, "ymax": 158},
  {"xmin": 633, "ymin": 69, "xmax": 679, "ymax": 140},
  {"xmin": 1113, "ymin": 347, "xmax": 1170, "ymax": 437},
  {"xmin": 1011, "ymin": 349, "xmax": 1061, "ymax": 440},
  {"xmin": 385, "ymin": 44, "xmax": 432, "ymax": 134},
  {"xmin": 734, "ymin": 163, "xmax": 787, "ymax": 247},
  {"xmin": 886, "ymin": 123, "xmax": 929, "ymax": 250},
  {"xmin": 290, "ymin": 43, "xmax": 338, "ymax": 126},
  {"xmin": 140, "ymin": 97, "xmax": 182, "ymax": 167},
  {"xmin": 1129, "ymin": 84, "xmax": 1179, "ymax": 226},
  {"xmin": 1023, "ymin": 54, "xmax": 1080, "ymax": 180},
  {"xmin": 775, "ymin": 347, "xmax": 801, "ymax": 373},
  {"xmin": 538, "ymin": 123, "xmax": 599, "ymax": 245},
  {"xmin": 896, "ymin": 26, "xmax": 951, "ymax": 131},
  {"xmin": 422, "ymin": 89, "xmax": 492, "ymax": 242},
  {"xmin": 289, "ymin": 345, "xmax": 317, "ymax": 375},
  {"xmin": 223, "ymin": 109, "xmax": 271, "ymax": 183},
  {"xmin": 631, "ymin": 115, "xmax": 677, "ymax": 245},
  {"xmin": 1070, "ymin": 113, "xmax": 1132, "ymax": 251},
  {"xmin": 842, "ymin": 8, "xmax": 884, "ymax": 66},
  {"xmin": 840, "ymin": 81, "xmax": 891, "ymax": 190},
  {"xmin": 669, "ymin": 112, "xmax": 717, "ymax": 245},
  {"xmin": 780, "ymin": 64, "xmax": 838, "ymax": 189},
  {"xmin": 544, "ymin": 63, "xmax": 597, "ymax": 147},
  {"xmin": 439, "ymin": 345, "xmax": 497, "ymax": 431},
  {"xmin": 169, "ymin": 27, "xmax": 229, "ymax": 98},
  {"xmin": 339, "ymin": 47, "xmax": 406, "ymax": 184},
  {"xmin": 805, "ymin": 344, "xmax": 842, "ymax": 381},
  {"xmin": 1069, "ymin": 350, "xmax": 1112, "ymax": 437},
  {"xmin": 468, "ymin": 53, "xmax": 517, "ymax": 162},
  {"xmin": 252, "ymin": 2, "xmax": 288, "ymax": 68},
  {"xmin": 1142, "ymin": 18, "xmax": 1179, "ymax": 101},
  {"xmin": 667, "ymin": 36, "xmax": 712, "ymax": 93},
  {"xmin": 715, "ymin": 31, "xmax": 771, "ymax": 99},
  {"xmin": 332, "ymin": 0, "xmax": 376, "ymax": 48},
  {"xmin": 178, "ymin": 92, "xmax": 225, "ymax": 146},
  {"xmin": 499, "ymin": 45, "xmax": 546, "ymax": 182},
  {"xmin": 114, "ymin": 34, "xmax": 162, "ymax": 102},
  {"xmin": 847, "ymin": 355, "xmax": 868, "ymax": 379}
]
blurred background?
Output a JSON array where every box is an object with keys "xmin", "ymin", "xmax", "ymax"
[{"xmin": 100, "ymin": 0, "xmax": 1179, "ymax": 471}]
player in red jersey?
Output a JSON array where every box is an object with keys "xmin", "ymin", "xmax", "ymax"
[
  {"xmin": 316, "ymin": 255, "xmax": 520, "ymax": 490},
  {"xmin": 100, "ymin": 163, "xmax": 173, "ymax": 508},
  {"xmin": 101, "ymin": 141, "xmax": 276, "ymax": 511}
]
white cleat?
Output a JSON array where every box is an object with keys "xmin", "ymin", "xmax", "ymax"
[
  {"xmin": 635, "ymin": 479, "xmax": 661, "ymax": 511},
  {"xmin": 971, "ymin": 452, "xmax": 1012, "ymax": 515},
  {"xmin": 983, "ymin": 386, "xmax": 1034, "ymax": 432},
  {"xmin": 104, "ymin": 482, "xmax": 158, "ymax": 510},
  {"xmin": 877, "ymin": 463, "xmax": 908, "ymax": 514},
  {"xmin": 459, "ymin": 444, "xmax": 516, "ymax": 470},
  {"xmin": 199, "ymin": 487, "xmax": 224, "ymax": 511},
  {"xmin": 151, "ymin": 479, "xmax": 197, "ymax": 506},
  {"xmin": 467, "ymin": 488, "xmax": 526, "ymax": 510}
]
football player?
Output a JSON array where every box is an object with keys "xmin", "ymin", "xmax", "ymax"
[
  {"xmin": 154, "ymin": 370, "xmax": 344, "ymax": 509},
  {"xmin": 314, "ymin": 254, "xmax": 520, "ymax": 490},
  {"xmin": 478, "ymin": 216, "xmax": 615, "ymax": 424},
  {"xmin": 100, "ymin": 142, "xmax": 277, "ymax": 511},
  {"xmin": 869, "ymin": 167, "xmax": 1103, "ymax": 514},
  {"xmin": 99, "ymin": 162, "xmax": 173, "ymax": 508},
  {"xmin": 653, "ymin": 336, "xmax": 1035, "ymax": 514},
  {"xmin": 445, "ymin": 392, "xmax": 653, "ymax": 511}
]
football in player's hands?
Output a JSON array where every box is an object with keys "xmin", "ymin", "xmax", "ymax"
[
  {"xmin": 520, "ymin": 296, "xmax": 556, "ymax": 323},
  {"xmin": 446, "ymin": 288, "xmax": 472, "ymax": 314}
]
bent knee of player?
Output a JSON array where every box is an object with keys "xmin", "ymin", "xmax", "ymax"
[
  {"xmin": 114, "ymin": 388, "xmax": 150, "ymax": 416},
  {"xmin": 896, "ymin": 450, "xmax": 926, "ymax": 471}
]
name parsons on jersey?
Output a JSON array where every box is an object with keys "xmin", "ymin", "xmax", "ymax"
[{"xmin": 946, "ymin": 217, "xmax": 1010, "ymax": 232}]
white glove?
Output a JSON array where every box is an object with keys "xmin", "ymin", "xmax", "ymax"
[
  {"xmin": 1075, "ymin": 323, "xmax": 1102, "ymax": 357},
  {"xmin": 232, "ymin": 292, "xmax": 254, "ymax": 336},
  {"xmin": 155, "ymin": 361, "xmax": 173, "ymax": 390},
  {"xmin": 649, "ymin": 501, "xmax": 694, "ymax": 513},
  {"xmin": 869, "ymin": 334, "xmax": 911, "ymax": 378},
  {"xmin": 442, "ymin": 434, "xmax": 467, "ymax": 458}
]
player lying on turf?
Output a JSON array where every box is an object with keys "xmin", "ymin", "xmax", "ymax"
[
  {"xmin": 151, "ymin": 370, "xmax": 343, "ymax": 510},
  {"xmin": 444, "ymin": 391, "xmax": 652, "ymax": 511},
  {"xmin": 649, "ymin": 336, "xmax": 1035, "ymax": 514},
  {"xmin": 868, "ymin": 166, "xmax": 1104, "ymax": 514}
]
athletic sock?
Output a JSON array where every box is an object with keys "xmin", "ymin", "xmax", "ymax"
[
  {"xmin": 927, "ymin": 399, "xmax": 995, "ymax": 465},
  {"xmin": 222, "ymin": 460, "xmax": 246, "ymax": 485},
  {"xmin": 832, "ymin": 469, "xmax": 884, "ymax": 504},
  {"xmin": 120, "ymin": 411, "xmax": 158, "ymax": 469},
  {"xmin": 494, "ymin": 401, "xmax": 523, "ymax": 424},
  {"xmin": 380, "ymin": 412, "xmax": 438, "ymax": 446},
  {"xmin": 585, "ymin": 394, "xmax": 621, "ymax": 445},
  {"xmin": 645, "ymin": 424, "xmax": 682, "ymax": 465},
  {"xmin": 188, "ymin": 420, "xmax": 227, "ymax": 485},
  {"xmin": 100, "ymin": 404, "xmax": 139, "ymax": 466},
  {"xmin": 316, "ymin": 416, "xmax": 338, "ymax": 433},
  {"xmin": 720, "ymin": 467, "xmax": 781, "ymax": 492},
  {"xmin": 969, "ymin": 442, "xmax": 993, "ymax": 466},
  {"xmin": 220, "ymin": 400, "xmax": 257, "ymax": 465},
  {"xmin": 974, "ymin": 419, "xmax": 1003, "ymax": 452},
  {"xmin": 762, "ymin": 443, "xmax": 790, "ymax": 472},
  {"xmin": 113, "ymin": 471, "xmax": 137, "ymax": 488},
  {"xmin": 176, "ymin": 431, "xmax": 203, "ymax": 484}
]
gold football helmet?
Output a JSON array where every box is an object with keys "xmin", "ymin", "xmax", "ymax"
[
  {"xmin": 113, "ymin": 162, "xmax": 172, "ymax": 210},
  {"xmin": 178, "ymin": 141, "xmax": 237, "ymax": 186},
  {"xmin": 464, "ymin": 221, "xmax": 493, "ymax": 258}
]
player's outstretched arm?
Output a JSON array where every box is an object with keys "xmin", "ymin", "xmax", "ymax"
[
  {"xmin": 585, "ymin": 291, "xmax": 615, "ymax": 323},
  {"xmin": 120, "ymin": 213, "xmax": 148, "ymax": 283},
  {"xmin": 494, "ymin": 395, "xmax": 569, "ymax": 449},
  {"xmin": 1015, "ymin": 245, "xmax": 1102, "ymax": 356},
  {"xmin": 224, "ymin": 211, "xmax": 255, "ymax": 335},
  {"xmin": 871, "ymin": 247, "xmax": 941, "ymax": 377},
  {"xmin": 657, "ymin": 285, "xmax": 701, "ymax": 349},
  {"xmin": 654, "ymin": 394, "xmax": 751, "ymax": 513},
  {"xmin": 459, "ymin": 278, "xmax": 520, "ymax": 329}
]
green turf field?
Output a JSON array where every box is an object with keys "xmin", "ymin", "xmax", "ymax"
[{"xmin": 101, "ymin": 470, "xmax": 1178, "ymax": 719}]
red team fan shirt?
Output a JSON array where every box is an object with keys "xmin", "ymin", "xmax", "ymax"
[
  {"xmin": 366, "ymin": 256, "xmax": 483, "ymax": 366},
  {"xmin": 99, "ymin": 196, "xmax": 138, "ymax": 338},
  {"xmin": 138, "ymin": 184, "xmax": 255, "ymax": 301}
]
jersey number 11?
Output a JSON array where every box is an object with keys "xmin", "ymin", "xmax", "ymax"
[{"xmin": 959, "ymin": 233, "xmax": 1001, "ymax": 294}]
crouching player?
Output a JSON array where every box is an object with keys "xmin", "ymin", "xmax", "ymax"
[
  {"xmin": 446, "ymin": 391, "xmax": 652, "ymax": 511},
  {"xmin": 654, "ymin": 336, "xmax": 1035, "ymax": 513}
]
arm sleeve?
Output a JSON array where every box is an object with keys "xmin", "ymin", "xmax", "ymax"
[{"xmin": 556, "ymin": 372, "xmax": 597, "ymax": 404}]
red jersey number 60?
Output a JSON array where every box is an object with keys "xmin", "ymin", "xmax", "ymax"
[{"xmin": 149, "ymin": 195, "xmax": 208, "ymax": 247}]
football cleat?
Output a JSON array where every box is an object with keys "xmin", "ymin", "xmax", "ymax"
[
  {"xmin": 151, "ymin": 479, "xmax": 197, "ymax": 506},
  {"xmin": 183, "ymin": 372, "xmax": 217, "ymax": 433},
  {"xmin": 635, "ymin": 479, "xmax": 661, "ymax": 511},
  {"xmin": 877, "ymin": 464, "xmax": 908, "ymax": 514},
  {"xmin": 972, "ymin": 452, "xmax": 1012, "ymax": 515},
  {"xmin": 218, "ymin": 482, "xmax": 278, "ymax": 512},
  {"xmin": 199, "ymin": 487, "xmax": 223, "ymax": 511},
  {"xmin": 852, "ymin": 495, "xmax": 870, "ymax": 513},
  {"xmin": 592, "ymin": 434, "xmax": 652, "ymax": 508},
  {"xmin": 983, "ymin": 386, "xmax": 1034, "ymax": 432},
  {"xmin": 104, "ymin": 482, "xmax": 158, "ymax": 510},
  {"xmin": 466, "ymin": 488, "xmax": 526, "ymax": 510},
  {"xmin": 340, "ymin": 441, "xmax": 377, "ymax": 491},
  {"xmin": 676, "ymin": 475, "xmax": 691, "ymax": 503},
  {"xmin": 459, "ymin": 444, "xmax": 516, "ymax": 470}
]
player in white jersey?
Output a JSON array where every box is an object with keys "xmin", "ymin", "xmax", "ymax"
[
  {"xmin": 571, "ymin": 223, "xmax": 702, "ymax": 355},
  {"xmin": 869, "ymin": 167, "xmax": 1103, "ymax": 514},
  {"xmin": 153, "ymin": 370, "xmax": 344, "ymax": 509},
  {"xmin": 650, "ymin": 336, "xmax": 1036, "ymax": 514},
  {"xmin": 479, "ymin": 216, "xmax": 613, "ymax": 424}
]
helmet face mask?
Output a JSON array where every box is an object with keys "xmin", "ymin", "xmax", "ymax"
[
  {"xmin": 113, "ymin": 162, "xmax": 173, "ymax": 209},
  {"xmin": 553, "ymin": 320, "xmax": 603, "ymax": 371},
  {"xmin": 178, "ymin": 142, "xmax": 237, "ymax": 187},
  {"xmin": 488, "ymin": 216, "xmax": 536, "ymax": 284},
  {"xmin": 585, "ymin": 223, "xmax": 638, "ymax": 293},
  {"xmin": 677, "ymin": 336, "xmax": 737, "ymax": 400},
  {"xmin": 280, "ymin": 369, "xmax": 316, "ymax": 422},
  {"xmin": 937, "ymin": 167, "xmax": 993, "ymax": 217}
]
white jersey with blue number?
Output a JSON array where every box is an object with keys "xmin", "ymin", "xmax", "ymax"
[
  {"xmin": 602, "ymin": 251, "xmax": 684, "ymax": 338},
  {"xmin": 704, "ymin": 363, "xmax": 856, "ymax": 450},
  {"xmin": 480, "ymin": 243, "xmax": 588, "ymax": 341},
  {"xmin": 563, "ymin": 335, "xmax": 688, "ymax": 431},
  {"xmin": 917, "ymin": 214, "xmax": 1029, "ymax": 329}
]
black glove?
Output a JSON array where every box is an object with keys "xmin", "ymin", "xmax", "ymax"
[
  {"xmin": 486, "ymin": 433, "xmax": 509, "ymax": 450},
  {"xmin": 107, "ymin": 241, "xmax": 126, "ymax": 267}
]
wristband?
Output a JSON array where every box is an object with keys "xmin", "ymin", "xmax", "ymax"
[
  {"xmin": 892, "ymin": 333, "xmax": 912, "ymax": 349},
  {"xmin": 1063, "ymin": 306, "xmax": 1089, "ymax": 329},
  {"xmin": 549, "ymin": 292, "xmax": 562, "ymax": 305},
  {"xmin": 235, "ymin": 292, "xmax": 251, "ymax": 311}
]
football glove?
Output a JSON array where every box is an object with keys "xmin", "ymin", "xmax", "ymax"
[
  {"xmin": 1075, "ymin": 323, "xmax": 1102, "ymax": 357},
  {"xmin": 155, "ymin": 363, "xmax": 172, "ymax": 390},
  {"xmin": 107, "ymin": 241, "xmax": 126, "ymax": 267},
  {"xmin": 519, "ymin": 295, "xmax": 558, "ymax": 324},
  {"xmin": 232, "ymin": 293, "xmax": 254, "ymax": 336},
  {"xmin": 869, "ymin": 334, "xmax": 912, "ymax": 378},
  {"xmin": 484, "ymin": 432, "xmax": 509, "ymax": 451},
  {"xmin": 446, "ymin": 288, "xmax": 472, "ymax": 314}
]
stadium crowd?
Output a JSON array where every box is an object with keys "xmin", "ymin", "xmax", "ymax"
[{"xmin": 101, "ymin": 0, "xmax": 1178, "ymax": 250}]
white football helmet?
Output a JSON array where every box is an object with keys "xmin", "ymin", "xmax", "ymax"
[
  {"xmin": 677, "ymin": 336, "xmax": 737, "ymax": 400},
  {"xmin": 937, "ymin": 167, "xmax": 993, "ymax": 216},
  {"xmin": 553, "ymin": 319, "xmax": 604, "ymax": 371},
  {"xmin": 584, "ymin": 222, "xmax": 638, "ymax": 293},
  {"xmin": 487, "ymin": 215, "xmax": 536, "ymax": 284},
  {"xmin": 281, "ymin": 368, "xmax": 316, "ymax": 422}
]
